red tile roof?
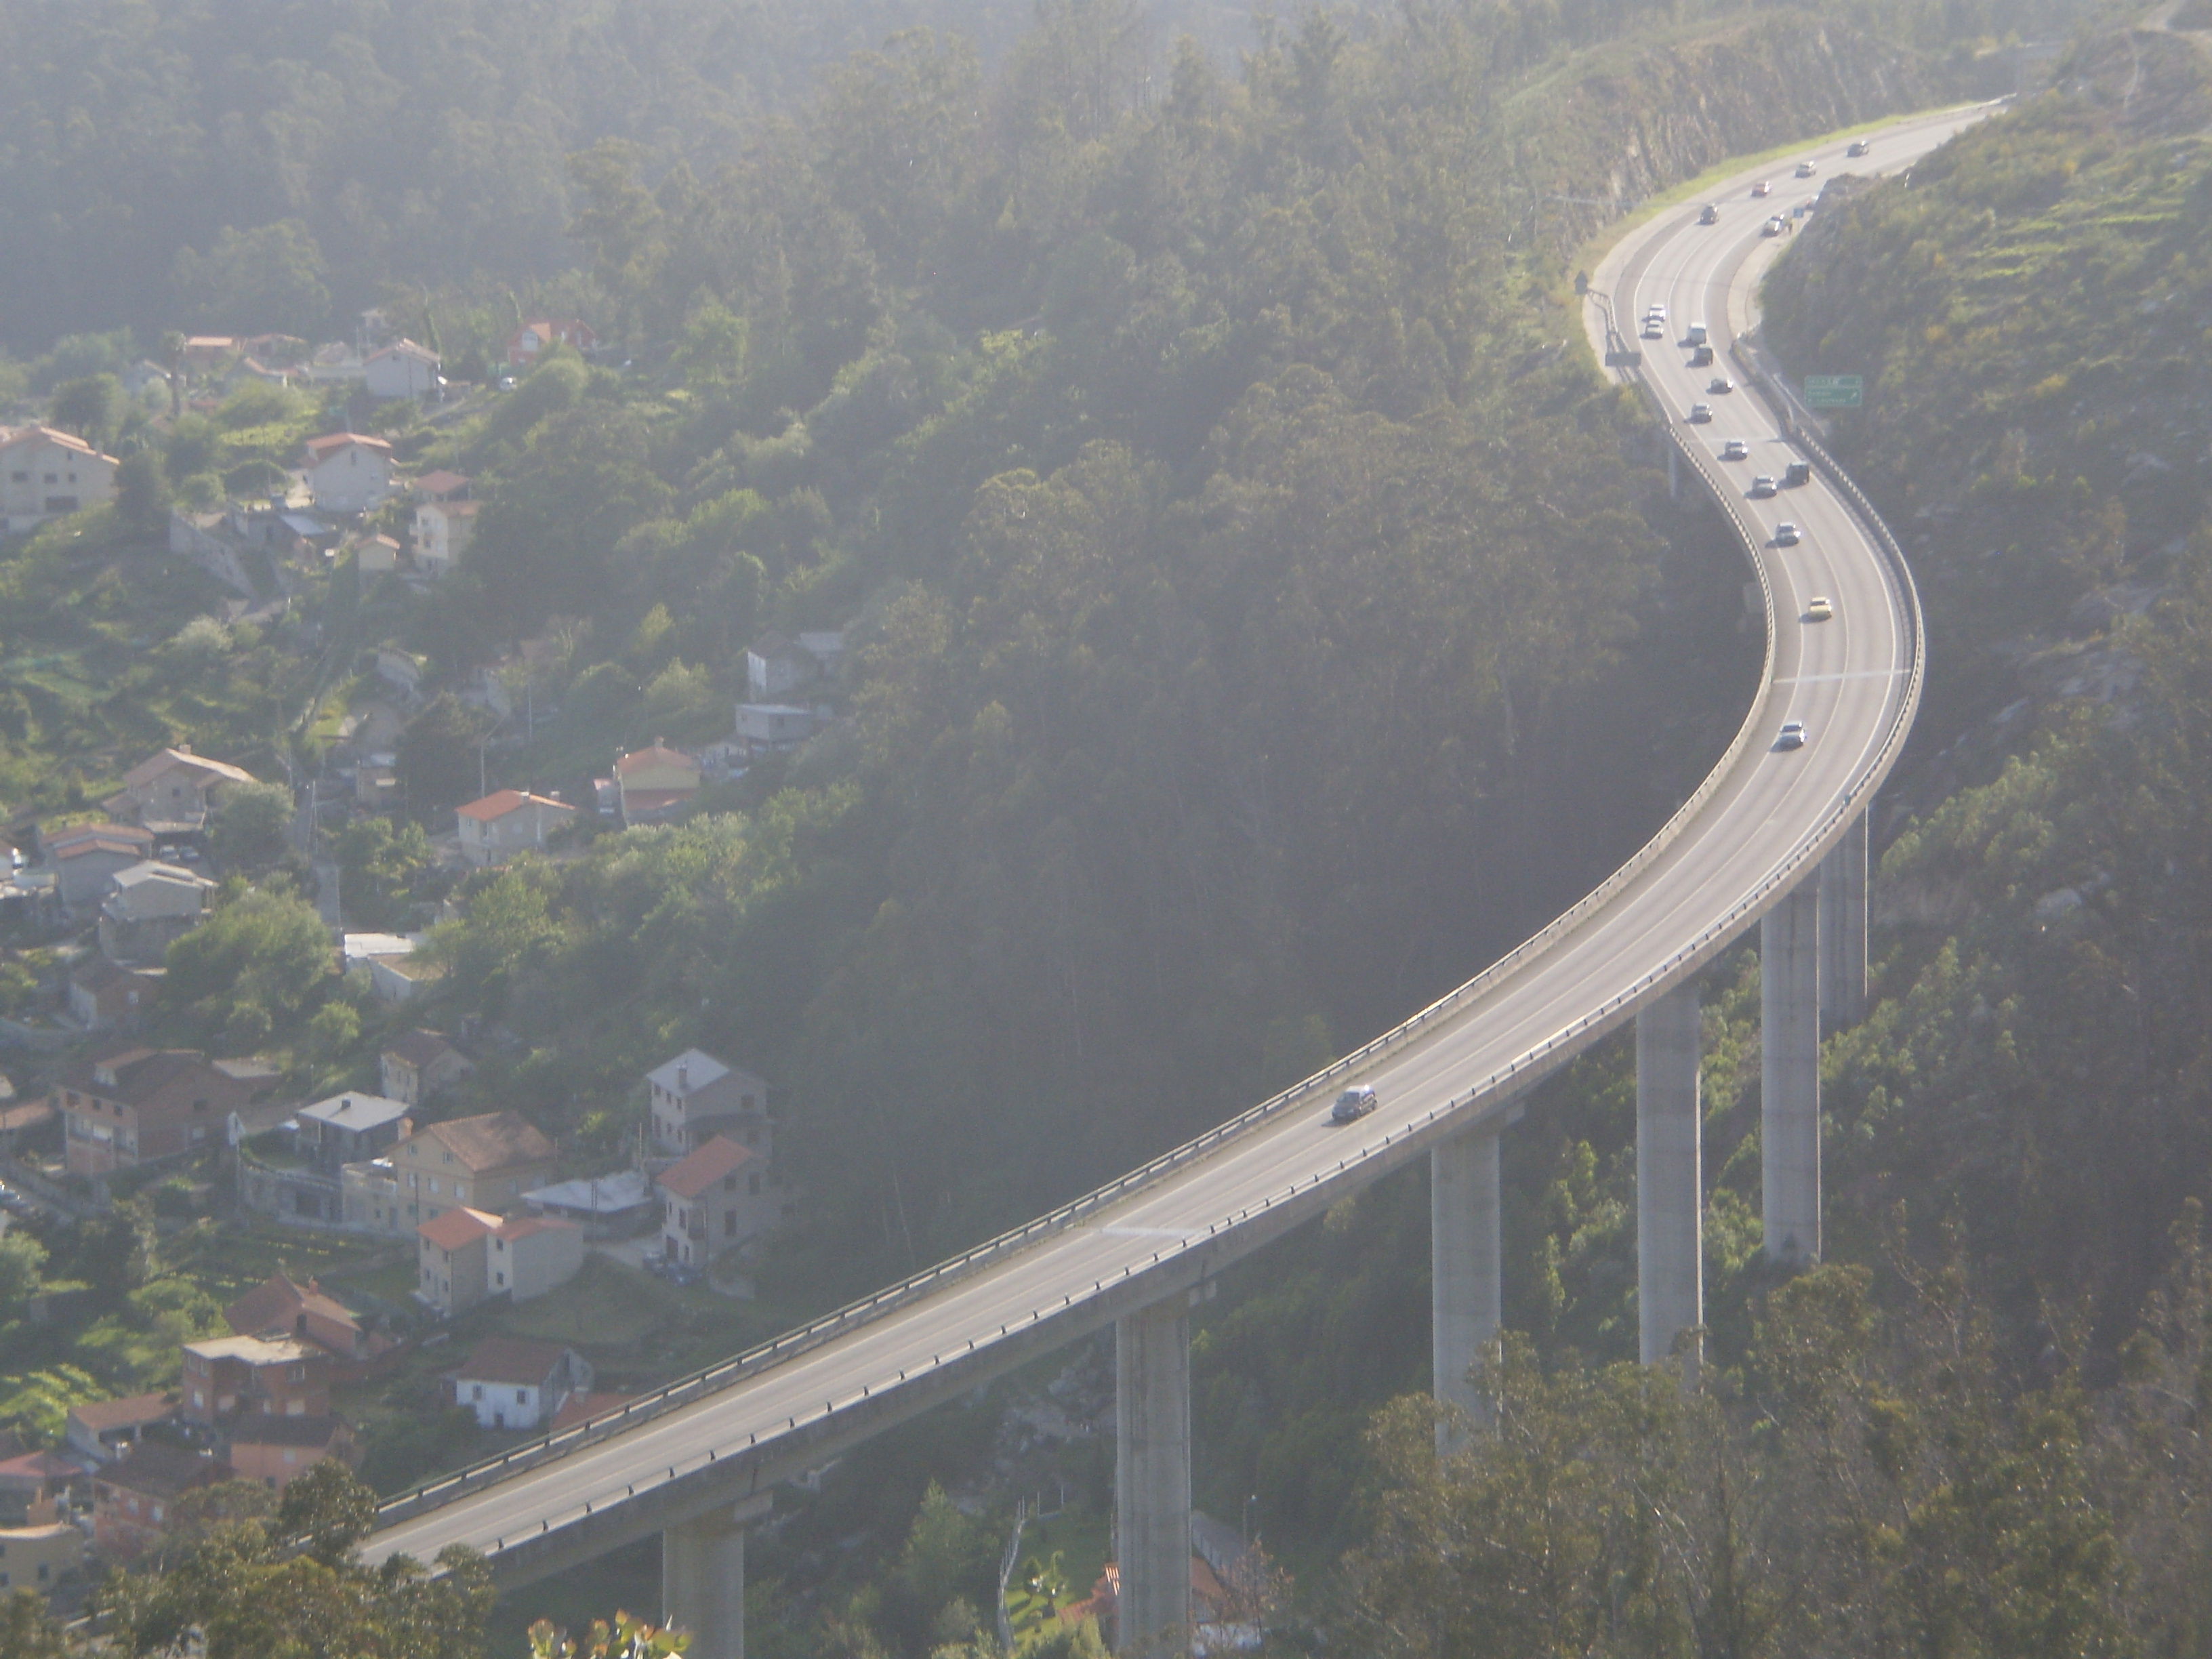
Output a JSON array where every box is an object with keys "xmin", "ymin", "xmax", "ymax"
[
  {"xmin": 456, "ymin": 788, "xmax": 571, "ymax": 823},
  {"xmin": 656, "ymin": 1134, "xmax": 752, "ymax": 1200},
  {"xmin": 417, "ymin": 1207, "xmax": 501, "ymax": 1250},
  {"xmin": 614, "ymin": 742, "xmax": 697, "ymax": 777},
  {"xmin": 304, "ymin": 432, "xmax": 393, "ymax": 459}
]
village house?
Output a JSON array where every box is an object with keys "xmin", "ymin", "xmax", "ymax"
[
  {"xmin": 0, "ymin": 425, "xmax": 120, "ymax": 535},
  {"xmin": 352, "ymin": 532, "xmax": 401, "ymax": 576},
  {"xmin": 411, "ymin": 470, "xmax": 470, "ymax": 501},
  {"xmin": 55, "ymin": 1046, "xmax": 255, "ymax": 1176},
  {"xmin": 613, "ymin": 741, "xmax": 701, "ymax": 825},
  {"xmin": 412, "ymin": 496, "xmax": 479, "ymax": 577},
  {"xmin": 506, "ymin": 319, "xmax": 598, "ymax": 367},
  {"xmin": 388, "ymin": 1110, "xmax": 556, "ymax": 1226},
  {"xmin": 62, "ymin": 1394, "xmax": 177, "ymax": 1465},
  {"xmin": 180, "ymin": 1334, "xmax": 331, "ymax": 1424},
  {"xmin": 91, "ymin": 1443, "xmax": 227, "ymax": 1559},
  {"xmin": 0, "ymin": 1521, "xmax": 83, "ymax": 1596},
  {"xmin": 297, "ymin": 1091, "xmax": 412, "ymax": 1172},
  {"xmin": 455, "ymin": 789, "xmax": 575, "ymax": 867},
  {"xmin": 102, "ymin": 745, "xmax": 258, "ymax": 835},
  {"xmin": 181, "ymin": 336, "xmax": 239, "ymax": 369},
  {"xmin": 379, "ymin": 1030, "xmax": 473, "ymax": 1107},
  {"xmin": 446, "ymin": 1337, "xmax": 593, "ymax": 1432},
  {"xmin": 228, "ymin": 1415, "xmax": 360, "ymax": 1494},
  {"xmin": 303, "ymin": 432, "xmax": 394, "ymax": 513},
  {"xmin": 45, "ymin": 822, "xmax": 155, "ymax": 912},
  {"xmin": 743, "ymin": 633, "xmax": 819, "ymax": 701},
  {"xmin": 98, "ymin": 859, "xmax": 216, "ymax": 962},
  {"xmin": 0, "ymin": 1450, "xmax": 85, "ymax": 1525},
  {"xmin": 224, "ymin": 1271, "xmax": 382, "ymax": 1366},
  {"xmin": 735, "ymin": 703, "xmax": 819, "ymax": 758},
  {"xmin": 646, "ymin": 1048, "xmax": 772, "ymax": 1158},
  {"xmin": 415, "ymin": 1206, "xmax": 581, "ymax": 1315},
  {"xmin": 657, "ymin": 1135, "xmax": 779, "ymax": 1268},
  {"xmin": 66, "ymin": 957, "xmax": 163, "ymax": 1033},
  {"xmin": 363, "ymin": 339, "xmax": 441, "ymax": 401}
]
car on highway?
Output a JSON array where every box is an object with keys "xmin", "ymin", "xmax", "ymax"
[
  {"xmin": 1805, "ymin": 596, "xmax": 1835, "ymax": 621},
  {"xmin": 1688, "ymin": 403, "xmax": 1713, "ymax": 424},
  {"xmin": 1762, "ymin": 216, "xmax": 1787, "ymax": 237},
  {"xmin": 1795, "ymin": 159, "xmax": 1817, "ymax": 178},
  {"xmin": 1749, "ymin": 474, "xmax": 1777, "ymax": 497},
  {"xmin": 1721, "ymin": 438, "xmax": 1750, "ymax": 461},
  {"xmin": 1750, "ymin": 180, "xmax": 1772, "ymax": 197},
  {"xmin": 1698, "ymin": 204, "xmax": 1719, "ymax": 224},
  {"xmin": 1330, "ymin": 1085, "xmax": 1378, "ymax": 1125},
  {"xmin": 1642, "ymin": 319, "xmax": 1666, "ymax": 339},
  {"xmin": 1776, "ymin": 720, "xmax": 1807, "ymax": 750},
  {"xmin": 1774, "ymin": 521, "xmax": 1801, "ymax": 546},
  {"xmin": 1784, "ymin": 460, "xmax": 1813, "ymax": 487},
  {"xmin": 1847, "ymin": 138, "xmax": 1871, "ymax": 157},
  {"xmin": 1708, "ymin": 375, "xmax": 1734, "ymax": 394},
  {"xmin": 1691, "ymin": 344, "xmax": 1715, "ymax": 367}
]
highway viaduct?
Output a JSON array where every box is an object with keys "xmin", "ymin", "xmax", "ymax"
[{"xmin": 361, "ymin": 102, "xmax": 1995, "ymax": 1658}]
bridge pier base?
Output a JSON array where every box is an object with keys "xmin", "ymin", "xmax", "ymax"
[
  {"xmin": 1116, "ymin": 1298, "xmax": 1191, "ymax": 1657},
  {"xmin": 1636, "ymin": 985, "xmax": 1703, "ymax": 1380},
  {"xmin": 1820, "ymin": 812, "xmax": 1868, "ymax": 1030},
  {"xmin": 1432, "ymin": 1129, "xmax": 1503, "ymax": 1444},
  {"xmin": 663, "ymin": 1495, "xmax": 770, "ymax": 1659},
  {"xmin": 1762, "ymin": 878, "xmax": 1822, "ymax": 1267}
]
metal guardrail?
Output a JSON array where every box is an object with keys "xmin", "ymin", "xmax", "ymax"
[{"xmin": 372, "ymin": 259, "xmax": 1924, "ymax": 1551}]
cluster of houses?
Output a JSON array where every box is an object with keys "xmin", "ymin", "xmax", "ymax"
[{"xmin": 0, "ymin": 1265, "xmax": 627, "ymax": 1594}]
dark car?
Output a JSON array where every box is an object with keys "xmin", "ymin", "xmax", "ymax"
[{"xmin": 1330, "ymin": 1085, "xmax": 1378, "ymax": 1124}]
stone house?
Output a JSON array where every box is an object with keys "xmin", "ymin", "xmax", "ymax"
[
  {"xmin": 45, "ymin": 822, "xmax": 155, "ymax": 912},
  {"xmin": 67, "ymin": 957, "xmax": 163, "ymax": 1032},
  {"xmin": 102, "ymin": 745, "xmax": 257, "ymax": 834}
]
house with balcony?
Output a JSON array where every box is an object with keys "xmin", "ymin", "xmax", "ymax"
[{"xmin": 56, "ymin": 1046, "xmax": 255, "ymax": 1176}]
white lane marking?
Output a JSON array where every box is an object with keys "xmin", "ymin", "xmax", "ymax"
[{"xmin": 1773, "ymin": 668, "xmax": 1908, "ymax": 684}]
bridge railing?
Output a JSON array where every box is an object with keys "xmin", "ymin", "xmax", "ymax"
[{"xmin": 372, "ymin": 287, "xmax": 1923, "ymax": 1544}]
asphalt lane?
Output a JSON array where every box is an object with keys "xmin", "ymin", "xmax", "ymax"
[{"xmin": 365, "ymin": 103, "xmax": 1990, "ymax": 1578}]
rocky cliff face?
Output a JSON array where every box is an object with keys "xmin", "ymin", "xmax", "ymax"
[{"xmin": 1505, "ymin": 11, "xmax": 1940, "ymax": 249}]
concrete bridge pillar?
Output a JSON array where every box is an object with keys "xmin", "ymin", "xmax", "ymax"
[
  {"xmin": 1762, "ymin": 878, "xmax": 1822, "ymax": 1267},
  {"xmin": 1820, "ymin": 812, "xmax": 1869, "ymax": 1030},
  {"xmin": 1116, "ymin": 1298, "xmax": 1191, "ymax": 1657},
  {"xmin": 1431, "ymin": 1128, "xmax": 1503, "ymax": 1442},
  {"xmin": 1636, "ymin": 985, "xmax": 1703, "ymax": 1379},
  {"xmin": 663, "ymin": 1495, "xmax": 770, "ymax": 1659}
]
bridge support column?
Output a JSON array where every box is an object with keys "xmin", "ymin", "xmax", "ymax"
[
  {"xmin": 663, "ymin": 1495, "xmax": 770, "ymax": 1659},
  {"xmin": 1432, "ymin": 1129, "xmax": 1503, "ymax": 1443},
  {"xmin": 1762, "ymin": 878, "xmax": 1822, "ymax": 1267},
  {"xmin": 1116, "ymin": 1298, "xmax": 1192, "ymax": 1657},
  {"xmin": 1636, "ymin": 985, "xmax": 1703, "ymax": 1380},
  {"xmin": 1820, "ymin": 812, "xmax": 1868, "ymax": 1030}
]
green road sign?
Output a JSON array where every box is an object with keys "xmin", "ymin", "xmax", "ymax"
[{"xmin": 1804, "ymin": 374, "xmax": 1864, "ymax": 409}]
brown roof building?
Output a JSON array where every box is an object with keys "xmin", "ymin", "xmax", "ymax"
[
  {"xmin": 227, "ymin": 1414, "xmax": 359, "ymax": 1494},
  {"xmin": 379, "ymin": 1030, "xmax": 473, "ymax": 1107},
  {"xmin": 656, "ymin": 1134, "xmax": 778, "ymax": 1269},
  {"xmin": 388, "ymin": 1111, "xmax": 554, "ymax": 1226},
  {"xmin": 64, "ymin": 1392, "xmax": 180, "ymax": 1465},
  {"xmin": 101, "ymin": 745, "xmax": 257, "ymax": 834},
  {"xmin": 55, "ymin": 1046, "xmax": 255, "ymax": 1177},
  {"xmin": 91, "ymin": 1443, "xmax": 227, "ymax": 1559}
]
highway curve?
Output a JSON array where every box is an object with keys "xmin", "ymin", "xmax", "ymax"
[{"xmin": 364, "ymin": 102, "xmax": 1989, "ymax": 1582}]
